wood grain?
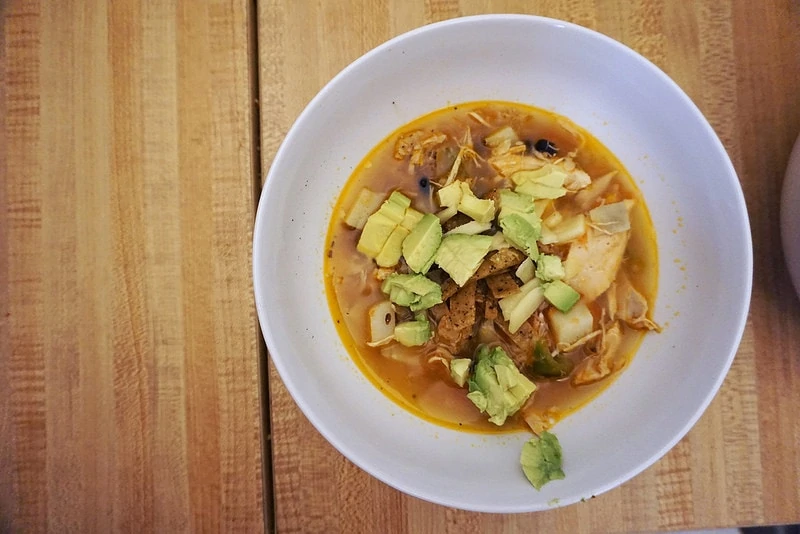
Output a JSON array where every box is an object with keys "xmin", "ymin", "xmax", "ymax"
[
  {"xmin": 1, "ymin": 0, "xmax": 266, "ymax": 532},
  {"xmin": 258, "ymin": 0, "xmax": 800, "ymax": 531}
]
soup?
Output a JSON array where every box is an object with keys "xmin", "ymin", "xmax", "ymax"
[{"xmin": 325, "ymin": 101, "xmax": 659, "ymax": 437}]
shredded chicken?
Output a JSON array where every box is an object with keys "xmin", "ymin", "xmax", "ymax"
[
  {"xmin": 557, "ymin": 329, "xmax": 602, "ymax": 353},
  {"xmin": 394, "ymin": 129, "xmax": 448, "ymax": 171},
  {"xmin": 572, "ymin": 322, "xmax": 624, "ymax": 386},
  {"xmin": 608, "ymin": 272, "xmax": 662, "ymax": 332},
  {"xmin": 494, "ymin": 317, "xmax": 536, "ymax": 367},
  {"xmin": 563, "ymin": 167, "xmax": 592, "ymax": 191},
  {"xmin": 522, "ymin": 406, "xmax": 558, "ymax": 435},
  {"xmin": 488, "ymin": 152, "xmax": 546, "ymax": 177},
  {"xmin": 468, "ymin": 111, "xmax": 492, "ymax": 127}
]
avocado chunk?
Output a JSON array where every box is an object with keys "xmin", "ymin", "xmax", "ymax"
[
  {"xmin": 516, "ymin": 181, "xmax": 567, "ymax": 199},
  {"xmin": 499, "ymin": 188, "xmax": 535, "ymax": 212},
  {"xmin": 394, "ymin": 319, "xmax": 431, "ymax": 347},
  {"xmin": 399, "ymin": 207, "xmax": 424, "ymax": 231},
  {"xmin": 543, "ymin": 280, "xmax": 580, "ymax": 313},
  {"xmin": 380, "ymin": 273, "xmax": 442, "ymax": 312},
  {"xmin": 356, "ymin": 191, "xmax": 414, "ymax": 259},
  {"xmin": 520, "ymin": 431, "xmax": 565, "ymax": 490},
  {"xmin": 498, "ymin": 190, "xmax": 541, "ymax": 258},
  {"xmin": 536, "ymin": 254, "xmax": 565, "ymax": 282},
  {"xmin": 381, "ymin": 191, "xmax": 412, "ymax": 224},
  {"xmin": 437, "ymin": 181, "xmax": 462, "ymax": 208},
  {"xmin": 357, "ymin": 211, "xmax": 397, "ymax": 258},
  {"xmin": 402, "ymin": 213, "xmax": 442, "ymax": 274},
  {"xmin": 449, "ymin": 358, "xmax": 472, "ymax": 387},
  {"xmin": 375, "ymin": 225, "xmax": 410, "ymax": 268},
  {"xmin": 466, "ymin": 345, "xmax": 536, "ymax": 426},
  {"xmin": 511, "ymin": 165, "xmax": 568, "ymax": 200},
  {"xmin": 457, "ymin": 182, "xmax": 496, "ymax": 223},
  {"xmin": 500, "ymin": 213, "xmax": 540, "ymax": 258},
  {"xmin": 344, "ymin": 188, "xmax": 384, "ymax": 229},
  {"xmin": 434, "ymin": 233, "xmax": 493, "ymax": 287}
]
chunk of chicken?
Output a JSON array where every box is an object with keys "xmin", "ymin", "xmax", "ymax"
[
  {"xmin": 608, "ymin": 272, "xmax": 662, "ymax": 332},
  {"xmin": 564, "ymin": 228, "xmax": 630, "ymax": 301},
  {"xmin": 394, "ymin": 129, "xmax": 448, "ymax": 170},
  {"xmin": 572, "ymin": 322, "xmax": 624, "ymax": 386}
]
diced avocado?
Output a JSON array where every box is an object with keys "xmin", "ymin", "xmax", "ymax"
[
  {"xmin": 489, "ymin": 232, "xmax": 512, "ymax": 251},
  {"xmin": 449, "ymin": 358, "xmax": 472, "ymax": 387},
  {"xmin": 344, "ymin": 188, "xmax": 384, "ymax": 229},
  {"xmin": 394, "ymin": 319, "xmax": 431, "ymax": 347},
  {"xmin": 516, "ymin": 180, "xmax": 567, "ymax": 200},
  {"xmin": 499, "ymin": 189, "xmax": 535, "ymax": 213},
  {"xmin": 436, "ymin": 205, "xmax": 458, "ymax": 223},
  {"xmin": 437, "ymin": 181, "xmax": 462, "ymax": 208},
  {"xmin": 443, "ymin": 220, "xmax": 492, "ymax": 236},
  {"xmin": 515, "ymin": 257, "xmax": 536, "ymax": 283},
  {"xmin": 387, "ymin": 190, "xmax": 412, "ymax": 209},
  {"xmin": 434, "ymin": 233, "xmax": 493, "ymax": 287},
  {"xmin": 520, "ymin": 431, "xmax": 565, "ymax": 490},
  {"xmin": 357, "ymin": 211, "xmax": 397, "ymax": 258},
  {"xmin": 499, "ymin": 213, "xmax": 540, "ymax": 258},
  {"xmin": 498, "ymin": 190, "xmax": 541, "ymax": 258},
  {"xmin": 402, "ymin": 213, "xmax": 442, "ymax": 274},
  {"xmin": 543, "ymin": 280, "xmax": 580, "ymax": 313},
  {"xmin": 536, "ymin": 254, "xmax": 565, "ymax": 282},
  {"xmin": 399, "ymin": 207, "xmax": 424, "ymax": 231},
  {"xmin": 484, "ymin": 125, "xmax": 520, "ymax": 148},
  {"xmin": 375, "ymin": 225, "xmax": 410, "ymax": 268},
  {"xmin": 466, "ymin": 346, "xmax": 536, "ymax": 426},
  {"xmin": 458, "ymin": 182, "xmax": 496, "ymax": 223},
  {"xmin": 380, "ymin": 198, "xmax": 407, "ymax": 224},
  {"xmin": 380, "ymin": 273, "xmax": 443, "ymax": 312}
]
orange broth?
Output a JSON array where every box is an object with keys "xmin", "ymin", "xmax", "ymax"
[{"xmin": 325, "ymin": 101, "xmax": 658, "ymax": 434}]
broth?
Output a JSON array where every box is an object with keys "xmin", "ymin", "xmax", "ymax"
[{"xmin": 325, "ymin": 101, "xmax": 658, "ymax": 434}]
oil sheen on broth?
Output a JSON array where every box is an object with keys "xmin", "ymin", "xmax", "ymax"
[{"xmin": 325, "ymin": 101, "xmax": 658, "ymax": 434}]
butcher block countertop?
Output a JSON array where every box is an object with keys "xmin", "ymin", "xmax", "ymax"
[{"xmin": 2, "ymin": 1, "xmax": 799, "ymax": 532}]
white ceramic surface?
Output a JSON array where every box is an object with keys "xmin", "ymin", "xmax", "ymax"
[
  {"xmin": 253, "ymin": 15, "xmax": 752, "ymax": 513},
  {"xmin": 781, "ymin": 133, "xmax": 800, "ymax": 298}
]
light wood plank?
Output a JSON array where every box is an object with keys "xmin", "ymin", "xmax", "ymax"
[
  {"xmin": 1, "ymin": 0, "xmax": 266, "ymax": 531},
  {"xmin": 257, "ymin": 0, "xmax": 800, "ymax": 532}
]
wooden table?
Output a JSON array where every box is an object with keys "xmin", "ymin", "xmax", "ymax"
[{"xmin": 2, "ymin": 1, "xmax": 799, "ymax": 532}]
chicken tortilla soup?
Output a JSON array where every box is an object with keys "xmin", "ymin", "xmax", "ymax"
[{"xmin": 324, "ymin": 101, "xmax": 660, "ymax": 489}]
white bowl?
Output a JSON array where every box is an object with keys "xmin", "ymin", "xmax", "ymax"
[{"xmin": 253, "ymin": 15, "xmax": 752, "ymax": 512}]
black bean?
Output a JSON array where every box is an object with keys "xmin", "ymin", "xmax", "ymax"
[{"xmin": 534, "ymin": 138, "xmax": 558, "ymax": 156}]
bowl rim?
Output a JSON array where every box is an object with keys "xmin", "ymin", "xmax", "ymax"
[{"xmin": 253, "ymin": 13, "xmax": 753, "ymax": 512}]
